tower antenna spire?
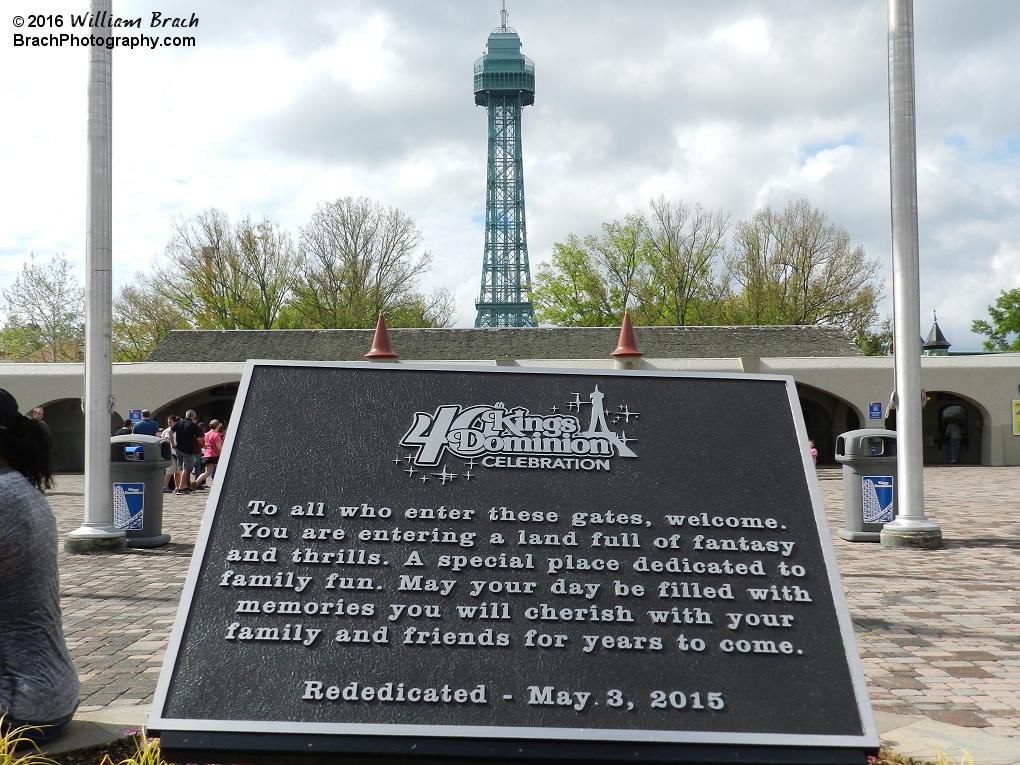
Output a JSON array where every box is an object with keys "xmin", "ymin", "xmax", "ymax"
[{"xmin": 501, "ymin": 1, "xmax": 508, "ymax": 31}]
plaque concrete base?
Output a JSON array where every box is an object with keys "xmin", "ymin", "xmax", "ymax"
[
  {"xmin": 127, "ymin": 533, "xmax": 171, "ymax": 548},
  {"xmin": 65, "ymin": 527, "xmax": 128, "ymax": 555},
  {"xmin": 160, "ymin": 730, "xmax": 873, "ymax": 765},
  {"xmin": 880, "ymin": 527, "xmax": 943, "ymax": 549},
  {"xmin": 837, "ymin": 528, "xmax": 881, "ymax": 542}
]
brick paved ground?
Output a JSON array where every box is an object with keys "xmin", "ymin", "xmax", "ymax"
[
  {"xmin": 49, "ymin": 467, "xmax": 1020, "ymax": 735},
  {"xmin": 50, "ymin": 481, "xmax": 204, "ymax": 715},
  {"xmin": 817, "ymin": 466, "xmax": 1020, "ymax": 739}
]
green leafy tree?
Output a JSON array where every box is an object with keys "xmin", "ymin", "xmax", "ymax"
[
  {"xmin": 112, "ymin": 275, "xmax": 190, "ymax": 361},
  {"xmin": 723, "ymin": 199, "xmax": 882, "ymax": 335},
  {"xmin": 1, "ymin": 253, "xmax": 84, "ymax": 361},
  {"xmin": 533, "ymin": 198, "xmax": 883, "ymax": 343},
  {"xmin": 0, "ymin": 325, "xmax": 47, "ymax": 361},
  {"xmin": 972, "ymin": 288, "xmax": 1020, "ymax": 351},
  {"xmin": 855, "ymin": 315, "xmax": 893, "ymax": 356},
  {"xmin": 288, "ymin": 197, "xmax": 452, "ymax": 328},
  {"xmin": 532, "ymin": 201, "xmax": 729, "ymax": 327},
  {"xmin": 532, "ymin": 215, "xmax": 652, "ymax": 326}
]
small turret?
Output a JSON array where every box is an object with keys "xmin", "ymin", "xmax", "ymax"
[{"xmin": 922, "ymin": 311, "xmax": 951, "ymax": 356}]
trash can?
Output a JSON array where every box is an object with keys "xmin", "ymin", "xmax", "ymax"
[
  {"xmin": 110, "ymin": 434, "xmax": 172, "ymax": 548},
  {"xmin": 834, "ymin": 429, "xmax": 898, "ymax": 542}
]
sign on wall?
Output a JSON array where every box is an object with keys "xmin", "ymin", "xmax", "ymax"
[
  {"xmin": 868, "ymin": 402, "xmax": 883, "ymax": 420},
  {"xmin": 149, "ymin": 362, "xmax": 877, "ymax": 763},
  {"xmin": 1013, "ymin": 400, "xmax": 1020, "ymax": 436}
]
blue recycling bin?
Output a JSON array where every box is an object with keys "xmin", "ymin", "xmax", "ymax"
[
  {"xmin": 834, "ymin": 429, "xmax": 898, "ymax": 542},
  {"xmin": 110, "ymin": 434, "xmax": 172, "ymax": 548}
]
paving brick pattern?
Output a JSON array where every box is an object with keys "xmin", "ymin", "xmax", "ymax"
[
  {"xmin": 817, "ymin": 466, "xmax": 1020, "ymax": 739},
  {"xmin": 48, "ymin": 467, "xmax": 1020, "ymax": 734},
  {"xmin": 50, "ymin": 481, "xmax": 204, "ymax": 715}
]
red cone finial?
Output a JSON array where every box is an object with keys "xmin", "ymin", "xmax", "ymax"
[
  {"xmin": 365, "ymin": 312, "xmax": 399, "ymax": 361},
  {"xmin": 610, "ymin": 309, "xmax": 643, "ymax": 358}
]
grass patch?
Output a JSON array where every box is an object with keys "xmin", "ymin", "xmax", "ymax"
[
  {"xmin": 2, "ymin": 724, "xmax": 160, "ymax": 765},
  {"xmin": 1, "ymin": 717, "xmax": 60, "ymax": 765},
  {"xmin": 872, "ymin": 746, "xmax": 974, "ymax": 765},
  {"xmin": 97, "ymin": 731, "xmax": 164, "ymax": 765}
]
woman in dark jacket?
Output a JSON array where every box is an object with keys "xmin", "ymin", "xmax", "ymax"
[{"xmin": 0, "ymin": 389, "xmax": 79, "ymax": 741}]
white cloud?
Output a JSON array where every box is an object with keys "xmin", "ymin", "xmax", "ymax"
[
  {"xmin": 314, "ymin": 15, "xmax": 394, "ymax": 92},
  {"xmin": 2, "ymin": 0, "xmax": 1019, "ymax": 350},
  {"xmin": 711, "ymin": 17, "xmax": 771, "ymax": 56}
]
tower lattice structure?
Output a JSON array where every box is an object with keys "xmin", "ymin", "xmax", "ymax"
[{"xmin": 473, "ymin": 6, "xmax": 536, "ymax": 327}]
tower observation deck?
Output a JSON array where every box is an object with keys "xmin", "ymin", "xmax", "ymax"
[{"xmin": 473, "ymin": 4, "xmax": 536, "ymax": 327}]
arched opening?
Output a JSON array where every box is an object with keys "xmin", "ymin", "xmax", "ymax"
[
  {"xmin": 922, "ymin": 392, "xmax": 984, "ymax": 465},
  {"xmin": 41, "ymin": 398, "xmax": 124, "ymax": 473},
  {"xmin": 152, "ymin": 383, "xmax": 239, "ymax": 432},
  {"xmin": 796, "ymin": 383, "xmax": 862, "ymax": 465}
]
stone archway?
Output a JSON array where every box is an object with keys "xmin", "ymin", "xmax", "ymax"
[
  {"xmin": 922, "ymin": 391, "xmax": 986, "ymax": 465},
  {"xmin": 39, "ymin": 398, "xmax": 123, "ymax": 473},
  {"xmin": 796, "ymin": 383, "xmax": 862, "ymax": 465},
  {"xmin": 152, "ymin": 382, "xmax": 239, "ymax": 432}
]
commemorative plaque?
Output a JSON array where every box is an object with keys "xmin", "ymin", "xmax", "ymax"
[{"xmin": 150, "ymin": 362, "xmax": 878, "ymax": 763}]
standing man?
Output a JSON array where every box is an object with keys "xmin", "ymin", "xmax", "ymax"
[
  {"xmin": 31, "ymin": 407, "xmax": 51, "ymax": 438},
  {"xmin": 171, "ymin": 410, "xmax": 203, "ymax": 494},
  {"xmin": 131, "ymin": 409, "xmax": 160, "ymax": 436},
  {"xmin": 31, "ymin": 406, "xmax": 54, "ymax": 457},
  {"xmin": 946, "ymin": 420, "xmax": 963, "ymax": 464}
]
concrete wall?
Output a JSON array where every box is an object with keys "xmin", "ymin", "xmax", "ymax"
[{"xmin": 3, "ymin": 354, "xmax": 1018, "ymax": 468}]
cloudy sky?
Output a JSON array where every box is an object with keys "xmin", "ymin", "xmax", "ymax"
[{"xmin": 2, "ymin": 1, "xmax": 1018, "ymax": 349}]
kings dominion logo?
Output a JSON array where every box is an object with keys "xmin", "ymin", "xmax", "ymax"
[{"xmin": 399, "ymin": 386, "xmax": 638, "ymax": 474}]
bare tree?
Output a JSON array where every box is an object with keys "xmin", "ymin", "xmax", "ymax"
[
  {"xmin": 157, "ymin": 209, "xmax": 239, "ymax": 329},
  {"xmin": 723, "ymin": 199, "xmax": 882, "ymax": 335},
  {"xmin": 156, "ymin": 209, "xmax": 297, "ymax": 330},
  {"xmin": 291, "ymin": 197, "xmax": 452, "ymax": 328},
  {"xmin": 2, "ymin": 253, "xmax": 84, "ymax": 361},
  {"xmin": 643, "ymin": 196, "xmax": 730, "ymax": 325},
  {"xmin": 232, "ymin": 216, "xmax": 300, "ymax": 329}
]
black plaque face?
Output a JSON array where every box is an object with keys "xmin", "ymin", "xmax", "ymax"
[{"xmin": 150, "ymin": 362, "xmax": 877, "ymax": 760}]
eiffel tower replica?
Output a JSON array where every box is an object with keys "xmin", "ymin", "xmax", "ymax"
[{"xmin": 473, "ymin": 2, "xmax": 537, "ymax": 327}]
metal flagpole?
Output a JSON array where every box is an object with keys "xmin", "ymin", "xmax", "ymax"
[
  {"xmin": 880, "ymin": 0, "xmax": 941, "ymax": 549},
  {"xmin": 66, "ymin": 0, "xmax": 126, "ymax": 553}
]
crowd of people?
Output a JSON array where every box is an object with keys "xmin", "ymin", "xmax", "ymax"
[
  {"xmin": 115, "ymin": 409, "xmax": 226, "ymax": 494},
  {"xmin": 157, "ymin": 410, "xmax": 225, "ymax": 495}
]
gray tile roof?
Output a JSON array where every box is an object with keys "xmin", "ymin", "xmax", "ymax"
[{"xmin": 145, "ymin": 325, "xmax": 862, "ymax": 362}]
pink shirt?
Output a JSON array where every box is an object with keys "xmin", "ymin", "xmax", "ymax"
[{"xmin": 203, "ymin": 430, "xmax": 223, "ymax": 459}]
